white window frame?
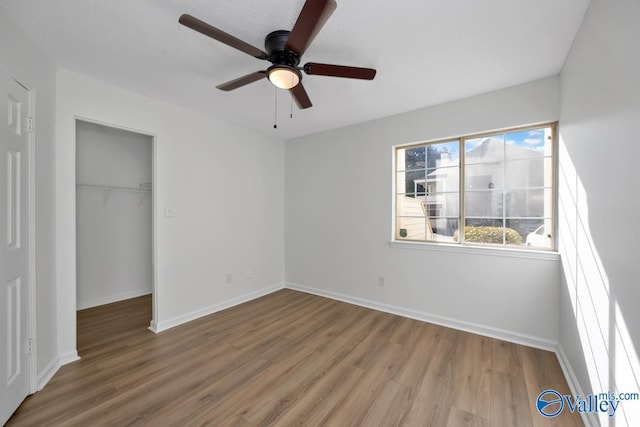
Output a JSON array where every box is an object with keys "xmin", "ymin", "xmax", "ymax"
[{"xmin": 392, "ymin": 122, "xmax": 558, "ymax": 255}]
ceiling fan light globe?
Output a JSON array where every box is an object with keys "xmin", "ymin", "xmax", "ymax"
[{"xmin": 268, "ymin": 66, "xmax": 301, "ymax": 89}]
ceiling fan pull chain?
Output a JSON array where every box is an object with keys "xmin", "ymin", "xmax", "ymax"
[
  {"xmin": 290, "ymin": 74, "xmax": 295, "ymax": 118},
  {"xmin": 273, "ymin": 86, "xmax": 278, "ymax": 129}
]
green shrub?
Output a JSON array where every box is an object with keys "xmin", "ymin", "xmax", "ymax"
[{"xmin": 453, "ymin": 225, "xmax": 522, "ymax": 245}]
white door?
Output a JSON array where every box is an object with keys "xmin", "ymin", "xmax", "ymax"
[{"xmin": 0, "ymin": 70, "xmax": 31, "ymax": 425}]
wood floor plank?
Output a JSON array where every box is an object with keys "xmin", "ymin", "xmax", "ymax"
[
  {"xmin": 492, "ymin": 339, "xmax": 523, "ymax": 376},
  {"xmin": 7, "ymin": 290, "xmax": 583, "ymax": 427},
  {"xmin": 320, "ymin": 342, "xmax": 407, "ymax": 426},
  {"xmin": 388, "ymin": 316, "xmax": 424, "ymax": 346},
  {"xmin": 400, "ymin": 328, "xmax": 459, "ymax": 426},
  {"xmin": 446, "ymin": 407, "xmax": 490, "ymax": 427},
  {"xmin": 260, "ymin": 364, "xmax": 364, "ymax": 427},
  {"xmin": 451, "ymin": 333, "xmax": 493, "ymax": 419},
  {"xmin": 360, "ymin": 379, "xmax": 415, "ymax": 427},
  {"xmin": 392, "ymin": 322, "xmax": 443, "ymax": 388},
  {"xmin": 491, "ymin": 369, "xmax": 533, "ymax": 427}
]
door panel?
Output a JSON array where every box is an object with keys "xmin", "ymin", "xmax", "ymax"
[
  {"xmin": 0, "ymin": 71, "xmax": 30, "ymax": 425},
  {"xmin": 7, "ymin": 149, "xmax": 20, "ymax": 249},
  {"xmin": 6, "ymin": 277, "xmax": 21, "ymax": 385}
]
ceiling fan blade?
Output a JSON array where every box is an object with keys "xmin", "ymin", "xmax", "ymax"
[
  {"xmin": 290, "ymin": 83, "xmax": 312, "ymax": 109},
  {"xmin": 304, "ymin": 63, "xmax": 376, "ymax": 80},
  {"xmin": 216, "ymin": 71, "xmax": 267, "ymax": 91},
  {"xmin": 285, "ymin": 0, "xmax": 337, "ymax": 56},
  {"xmin": 179, "ymin": 14, "xmax": 268, "ymax": 60},
  {"xmin": 304, "ymin": 0, "xmax": 337, "ymax": 52}
]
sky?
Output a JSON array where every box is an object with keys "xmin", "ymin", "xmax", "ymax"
[
  {"xmin": 400, "ymin": 125, "xmax": 552, "ymax": 171},
  {"xmin": 466, "ymin": 128, "xmax": 550, "ymax": 153},
  {"xmin": 430, "ymin": 126, "xmax": 551, "ymax": 162}
]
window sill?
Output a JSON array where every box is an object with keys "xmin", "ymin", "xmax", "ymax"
[{"xmin": 389, "ymin": 240, "xmax": 560, "ymax": 261}]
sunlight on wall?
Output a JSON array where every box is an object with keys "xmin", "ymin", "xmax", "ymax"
[
  {"xmin": 558, "ymin": 135, "xmax": 639, "ymax": 426},
  {"xmin": 614, "ymin": 303, "xmax": 640, "ymax": 426}
]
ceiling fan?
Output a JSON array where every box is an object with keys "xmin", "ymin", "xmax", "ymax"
[{"xmin": 178, "ymin": 0, "xmax": 376, "ymax": 109}]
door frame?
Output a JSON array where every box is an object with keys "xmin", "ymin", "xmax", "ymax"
[{"xmin": 73, "ymin": 117, "xmax": 158, "ymax": 331}]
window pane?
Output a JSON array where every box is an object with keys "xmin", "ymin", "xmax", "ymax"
[
  {"xmin": 396, "ymin": 216, "xmax": 460, "ymax": 242},
  {"xmin": 462, "ymin": 219, "xmax": 518, "ymax": 245},
  {"xmin": 465, "ymin": 163, "xmax": 502, "ymax": 190},
  {"xmin": 429, "ymin": 218, "xmax": 459, "ymax": 242},
  {"xmin": 426, "ymin": 165, "xmax": 459, "ymax": 193},
  {"xmin": 407, "ymin": 146, "xmax": 426, "ymax": 171},
  {"xmin": 465, "ymin": 190, "xmax": 503, "ymax": 217},
  {"xmin": 396, "ymin": 146, "xmax": 425, "ymax": 172},
  {"xmin": 426, "ymin": 141, "xmax": 459, "ymax": 169},
  {"xmin": 505, "ymin": 189, "xmax": 545, "ymax": 217},
  {"xmin": 507, "ymin": 219, "xmax": 542, "ymax": 238},
  {"xmin": 426, "ymin": 192, "xmax": 459, "ymax": 217},
  {"xmin": 462, "ymin": 220, "xmax": 524, "ymax": 245},
  {"xmin": 396, "ymin": 216, "xmax": 427, "ymax": 240},
  {"xmin": 505, "ymin": 127, "xmax": 553, "ymax": 158},
  {"xmin": 465, "ymin": 135, "xmax": 504, "ymax": 165},
  {"xmin": 504, "ymin": 158, "xmax": 545, "ymax": 189},
  {"xmin": 465, "ymin": 218, "xmax": 503, "ymax": 228},
  {"xmin": 521, "ymin": 219, "xmax": 553, "ymax": 248},
  {"xmin": 397, "ymin": 169, "xmax": 426, "ymax": 195},
  {"xmin": 397, "ymin": 194, "xmax": 460, "ymax": 218},
  {"xmin": 506, "ymin": 219, "xmax": 552, "ymax": 248},
  {"xmin": 396, "ymin": 195, "xmax": 426, "ymax": 218}
]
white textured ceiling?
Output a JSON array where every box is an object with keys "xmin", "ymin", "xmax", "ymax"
[{"xmin": 0, "ymin": 0, "xmax": 589, "ymax": 139}]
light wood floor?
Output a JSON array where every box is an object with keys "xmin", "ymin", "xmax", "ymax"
[{"xmin": 8, "ymin": 289, "xmax": 583, "ymax": 426}]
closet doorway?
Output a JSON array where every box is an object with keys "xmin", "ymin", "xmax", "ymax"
[{"xmin": 75, "ymin": 120, "xmax": 154, "ymax": 348}]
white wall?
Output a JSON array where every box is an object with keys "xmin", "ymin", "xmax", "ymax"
[
  {"xmin": 0, "ymin": 12, "xmax": 58, "ymax": 387},
  {"xmin": 286, "ymin": 76, "xmax": 562, "ymax": 347},
  {"xmin": 76, "ymin": 121, "xmax": 153, "ymax": 309},
  {"xmin": 558, "ymin": 0, "xmax": 640, "ymax": 425},
  {"xmin": 56, "ymin": 68, "xmax": 285, "ymax": 359}
]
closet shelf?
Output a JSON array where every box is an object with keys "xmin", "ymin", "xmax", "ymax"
[{"xmin": 76, "ymin": 183, "xmax": 152, "ymax": 193}]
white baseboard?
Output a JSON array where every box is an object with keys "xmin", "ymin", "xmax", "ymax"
[
  {"xmin": 36, "ymin": 357, "xmax": 60, "ymax": 391},
  {"xmin": 556, "ymin": 345, "xmax": 598, "ymax": 427},
  {"xmin": 285, "ymin": 282, "xmax": 557, "ymax": 352},
  {"xmin": 77, "ymin": 288, "xmax": 152, "ymax": 310},
  {"xmin": 36, "ymin": 351, "xmax": 80, "ymax": 392},
  {"xmin": 150, "ymin": 283, "xmax": 285, "ymax": 333},
  {"xmin": 59, "ymin": 350, "xmax": 80, "ymax": 365}
]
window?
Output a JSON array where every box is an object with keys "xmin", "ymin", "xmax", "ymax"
[{"xmin": 395, "ymin": 123, "xmax": 555, "ymax": 250}]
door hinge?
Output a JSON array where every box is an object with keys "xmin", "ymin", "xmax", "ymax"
[
  {"xmin": 27, "ymin": 338, "xmax": 33, "ymax": 355},
  {"xmin": 27, "ymin": 117, "xmax": 34, "ymax": 132}
]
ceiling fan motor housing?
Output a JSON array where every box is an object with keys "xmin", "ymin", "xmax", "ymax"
[{"xmin": 265, "ymin": 30, "xmax": 300, "ymax": 67}]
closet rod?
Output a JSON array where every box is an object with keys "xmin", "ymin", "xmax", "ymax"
[{"xmin": 76, "ymin": 183, "xmax": 152, "ymax": 193}]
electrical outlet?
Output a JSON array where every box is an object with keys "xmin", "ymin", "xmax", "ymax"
[
  {"xmin": 377, "ymin": 275, "xmax": 386, "ymax": 287},
  {"xmin": 246, "ymin": 270, "xmax": 254, "ymax": 279},
  {"xmin": 225, "ymin": 273, "xmax": 232, "ymax": 284}
]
